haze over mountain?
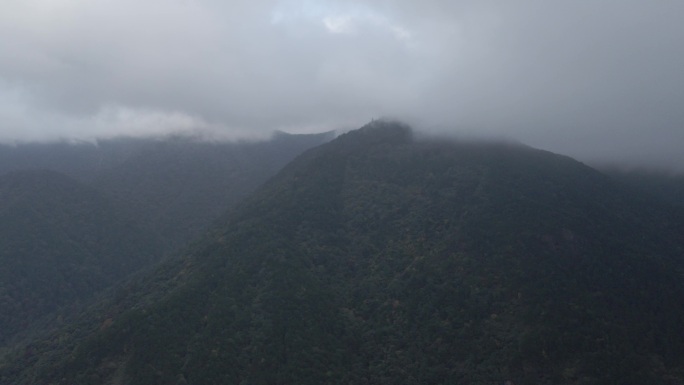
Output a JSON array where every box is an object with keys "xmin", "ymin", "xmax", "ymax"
[
  {"xmin": 90, "ymin": 131, "xmax": 336, "ymax": 247},
  {"xmin": 0, "ymin": 131, "xmax": 334, "ymax": 247},
  {"xmin": 0, "ymin": 131, "xmax": 332, "ymax": 355},
  {"xmin": 602, "ymin": 168, "xmax": 684, "ymax": 209},
  {"xmin": 3, "ymin": 122, "xmax": 683, "ymax": 385},
  {"xmin": 1, "ymin": 1, "xmax": 683, "ymax": 171},
  {"xmin": 0, "ymin": 170, "xmax": 163, "ymax": 349}
]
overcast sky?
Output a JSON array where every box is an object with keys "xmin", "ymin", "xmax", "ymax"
[{"xmin": 1, "ymin": 1, "xmax": 683, "ymax": 169}]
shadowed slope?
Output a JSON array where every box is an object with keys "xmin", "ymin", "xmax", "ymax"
[
  {"xmin": 3, "ymin": 121, "xmax": 684, "ymax": 385},
  {"xmin": 0, "ymin": 170, "xmax": 163, "ymax": 348}
]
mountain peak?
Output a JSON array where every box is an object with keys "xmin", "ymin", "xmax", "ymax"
[
  {"xmin": 4, "ymin": 122, "xmax": 684, "ymax": 384},
  {"xmin": 336, "ymin": 119, "xmax": 413, "ymax": 147}
]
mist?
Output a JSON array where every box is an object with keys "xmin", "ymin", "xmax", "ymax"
[{"xmin": 1, "ymin": 1, "xmax": 683, "ymax": 170}]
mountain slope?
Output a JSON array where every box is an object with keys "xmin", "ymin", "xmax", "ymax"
[
  {"xmin": 602, "ymin": 168, "xmax": 684, "ymax": 208},
  {"xmin": 0, "ymin": 132, "xmax": 336, "ymax": 250},
  {"xmin": 3, "ymin": 122, "xmax": 684, "ymax": 385},
  {"xmin": 92, "ymin": 131, "xmax": 335, "ymax": 248},
  {"xmin": 0, "ymin": 139, "xmax": 149, "ymax": 181},
  {"xmin": 0, "ymin": 170, "xmax": 164, "ymax": 349}
]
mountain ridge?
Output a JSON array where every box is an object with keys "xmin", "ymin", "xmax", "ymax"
[
  {"xmin": 0, "ymin": 131, "xmax": 335, "ymax": 356},
  {"xmin": 2, "ymin": 122, "xmax": 684, "ymax": 384},
  {"xmin": 0, "ymin": 169, "xmax": 165, "ymax": 350}
]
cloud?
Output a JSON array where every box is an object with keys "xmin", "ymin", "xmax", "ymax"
[
  {"xmin": 0, "ymin": 88, "xmax": 235, "ymax": 143},
  {"xmin": 0, "ymin": 0, "xmax": 683, "ymax": 169}
]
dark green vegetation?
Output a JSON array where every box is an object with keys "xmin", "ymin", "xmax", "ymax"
[
  {"xmin": 0, "ymin": 132, "xmax": 333, "ymax": 357},
  {"xmin": 0, "ymin": 170, "xmax": 162, "ymax": 348},
  {"xmin": 92, "ymin": 132, "xmax": 337, "ymax": 248},
  {"xmin": 0, "ymin": 132, "xmax": 335, "ymax": 248},
  {"xmin": 602, "ymin": 168, "xmax": 684, "ymax": 208},
  {"xmin": 2, "ymin": 122, "xmax": 684, "ymax": 384}
]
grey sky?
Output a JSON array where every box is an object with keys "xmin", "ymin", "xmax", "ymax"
[{"xmin": 1, "ymin": 1, "xmax": 683, "ymax": 170}]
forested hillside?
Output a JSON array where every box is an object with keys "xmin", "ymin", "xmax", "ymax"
[
  {"xmin": 91, "ymin": 132, "xmax": 336, "ymax": 248},
  {"xmin": 602, "ymin": 168, "xmax": 684, "ymax": 208},
  {"xmin": 0, "ymin": 170, "xmax": 163, "ymax": 349},
  {"xmin": 0, "ymin": 132, "xmax": 333, "ymax": 355},
  {"xmin": 3, "ymin": 122, "xmax": 683, "ymax": 385},
  {"xmin": 0, "ymin": 132, "xmax": 335, "ymax": 248}
]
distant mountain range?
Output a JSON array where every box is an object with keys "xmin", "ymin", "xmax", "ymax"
[
  {"xmin": 601, "ymin": 167, "xmax": 684, "ymax": 208},
  {"xmin": 2, "ymin": 122, "xmax": 683, "ymax": 384},
  {"xmin": 0, "ymin": 131, "xmax": 333, "ymax": 355},
  {"xmin": 0, "ymin": 131, "xmax": 335, "ymax": 248},
  {"xmin": 0, "ymin": 169, "xmax": 163, "ymax": 348}
]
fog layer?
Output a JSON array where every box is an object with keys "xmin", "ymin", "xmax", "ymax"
[{"xmin": 0, "ymin": 1, "xmax": 682, "ymax": 169}]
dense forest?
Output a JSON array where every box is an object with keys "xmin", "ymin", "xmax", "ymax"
[
  {"xmin": 0, "ymin": 131, "xmax": 332, "ymax": 359},
  {"xmin": 602, "ymin": 167, "xmax": 684, "ymax": 208},
  {"xmin": 0, "ymin": 131, "xmax": 335, "ymax": 248},
  {"xmin": 0, "ymin": 170, "xmax": 162, "ymax": 349},
  {"xmin": 1, "ymin": 122, "xmax": 683, "ymax": 384}
]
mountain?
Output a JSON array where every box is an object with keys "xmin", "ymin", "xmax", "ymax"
[
  {"xmin": 2, "ymin": 122, "xmax": 684, "ymax": 385},
  {"xmin": 0, "ymin": 132, "xmax": 336, "ymax": 249},
  {"xmin": 0, "ymin": 131, "xmax": 333, "ymax": 353},
  {"xmin": 92, "ymin": 131, "xmax": 336, "ymax": 248},
  {"xmin": 601, "ymin": 168, "xmax": 684, "ymax": 208},
  {"xmin": 0, "ymin": 139, "xmax": 149, "ymax": 181},
  {"xmin": 0, "ymin": 170, "xmax": 164, "ymax": 349}
]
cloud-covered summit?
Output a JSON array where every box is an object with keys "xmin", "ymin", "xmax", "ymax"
[{"xmin": 1, "ymin": 1, "xmax": 683, "ymax": 170}]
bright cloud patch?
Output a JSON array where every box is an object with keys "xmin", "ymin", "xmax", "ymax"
[
  {"xmin": 322, "ymin": 15, "xmax": 352, "ymax": 34},
  {"xmin": 1, "ymin": 0, "xmax": 684, "ymax": 170},
  {"xmin": 271, "ymin": 0, "xmax": 411, "ymax": 40}
]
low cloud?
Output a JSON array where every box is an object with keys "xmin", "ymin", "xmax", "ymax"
[{"xmin": 0, "ymin": 0, "xmax": 682, "ymax": 169}]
